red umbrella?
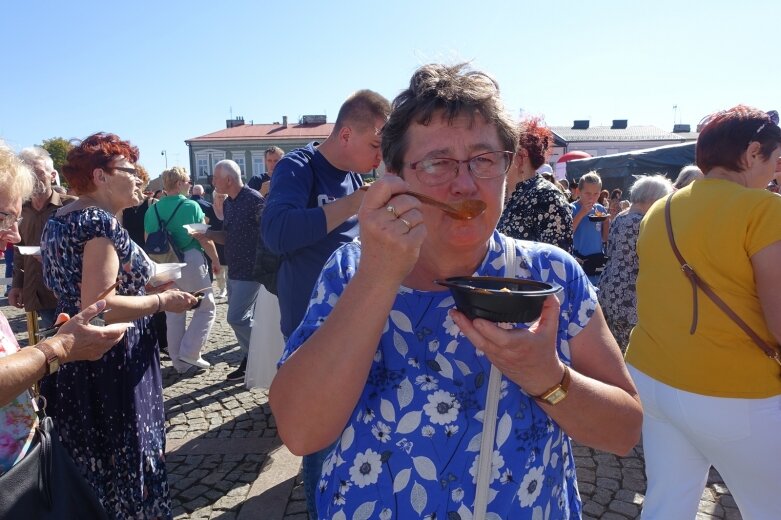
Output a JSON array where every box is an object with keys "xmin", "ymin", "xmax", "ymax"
[{"xmin": 557, "ymin": 151, "xmax": 592, "ymax": 163}]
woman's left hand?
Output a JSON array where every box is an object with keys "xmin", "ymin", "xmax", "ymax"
[{"xmin": 449, "ymin": 294, "xmax": 566, "ymax": 396}]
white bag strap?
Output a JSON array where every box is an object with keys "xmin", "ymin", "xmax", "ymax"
[{"xmin": 474, "ymin": 237, "xmax": 516, "ymax": 520}]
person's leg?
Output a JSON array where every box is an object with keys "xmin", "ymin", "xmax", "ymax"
[
  {"xmin": 684, "ymin": 394, "xmax": 781, "ymax": 520},
  {"xmin": 628, "ymin": 366, "xmax": 710, "ymax": 520},
  {"xmin": 216, "ymin": 265, "xmax": 227, "ymax": 297},
  {"xmin": 226, "ymin": 279, "xmax": 260, "ymax": 355},
  {"xmin": 177, "ymin": 250, "xmax": 216, "ymax": 364},
  {"xmin": 164, "ymin": 309, "xmax": 187, "ymax": 372}
]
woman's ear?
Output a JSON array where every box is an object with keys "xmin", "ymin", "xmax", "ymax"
[
  {"xmin": 93, "ymin": 167, "xmax": 107, "ymax": 186},
  {"xmin": 744, "ymin": 141, "xmax": 762, "ymax": 169}
]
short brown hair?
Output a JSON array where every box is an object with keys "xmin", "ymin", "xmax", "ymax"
[
  {"xmin": 333, "ymin": 89, "xmax": 390, "ymax": 133},
  {"xmin": 697, "ymin": 105, "xmax": 781, "ymax": 173},
  {"xmin": 63, "ymin": 132, "xmax": 139, "ymax": 195},
  {"xmin": 381, "ymin": 63, "xmax": 518, "ymax": 174}
]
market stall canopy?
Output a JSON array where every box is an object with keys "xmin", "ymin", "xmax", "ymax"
[{"xmin": 565, "ymin": 142, "xmax": 695, "ymax": 192}]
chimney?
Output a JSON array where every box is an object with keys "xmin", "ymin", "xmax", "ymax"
[
  {"xmin": 611, "ymin": 119, "xmax": 628, "ymax": 129},
  {"xmin": 573, "ymin": 120, "xmax": 589, "ymax": 130},
  {"xmin": 226, "ymin": 116, "xmax": 245, "ymax": 129},
  {"xmin": 283, "ymin": 115, "xmax": 288, "ymax": 127}
]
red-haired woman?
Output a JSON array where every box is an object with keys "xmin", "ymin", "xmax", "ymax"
[
  {"xmin": 625, "ymin": 106, "xmax": 781, "ymax": 518},
  {"xmin": 497, "ymin": 117, "xmax": 573, "ymax": 251},
  {"xmin": 40, "ymin": 132, "xmax": 196, "ymax": 518}
]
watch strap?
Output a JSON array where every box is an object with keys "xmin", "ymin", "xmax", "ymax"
[
  {"xmin": 34, "ymin": 341, "xmax": 59, "ymax": 376},
  {"xmin": 532, "ymin": 365, "xmax": 571, "ymax": 404}
]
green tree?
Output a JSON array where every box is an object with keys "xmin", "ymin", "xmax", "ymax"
[{"xmin": 40, "ymin": 137, "xmax": 72, "ymax": 177}]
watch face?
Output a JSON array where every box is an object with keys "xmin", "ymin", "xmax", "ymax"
[{"xmin": 546, "ymin": 388, "xmax": 567, "ymax": 404}]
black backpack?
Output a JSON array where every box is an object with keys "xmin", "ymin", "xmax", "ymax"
[{"xmin": 145, "ymin": 200, "xmax": 186, "ymax": 263}]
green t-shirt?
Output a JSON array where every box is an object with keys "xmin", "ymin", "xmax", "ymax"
[{"xmin": 143, "ymin": 194, "xmax": 205, "ymax": 252}]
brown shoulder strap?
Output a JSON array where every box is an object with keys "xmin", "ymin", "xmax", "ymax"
[{"xmin": 663, "ymin": 194, "xmax": 781, "ymax": 367}]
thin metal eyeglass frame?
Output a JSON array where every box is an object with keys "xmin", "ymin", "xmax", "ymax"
[
  {"xmin": 407, "ymin": 151, "xmax": 515, "ymax": 186},
  {"xmin": 0, "ymin": 211, "xmax": 23, "ymax": 231}
]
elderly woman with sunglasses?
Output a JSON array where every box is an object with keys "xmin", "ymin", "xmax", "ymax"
[
  {"xmin": 625, "ymin": 106, "xmax": 781, "ymax": 519},
  {"xmin": 270, "ymin": 64, "xmax": 641, "ymax": 519},
  {"xmin": 39, "ymin": 133, "xmax": 196, "ymax": 519},
  {"xmin": 0, "ymin": 140, "xmax": 129, "ymax": 476}
]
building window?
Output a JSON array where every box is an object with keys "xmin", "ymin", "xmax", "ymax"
[
  {"xmin": 196, "ymin": 155, "xmax": 209, "ymax": 179},
  {"xmin": 210, "ymin": 152, "xmax": 225, "ymax": 173},
  {"xmin": 234, "ymin": 156, "xmax": 246, "ymax": 177},
  {"xmin": 251, "ymin": 151, "xmax": 264, "ymax": 175}
]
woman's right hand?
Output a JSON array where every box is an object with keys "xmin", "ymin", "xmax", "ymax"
[
  {"xmin": 54, "ymin": 300, "xmax": 130, "ymax": 363},
  {"xmin": 357, "ymin": 176, "xmax": 426, "ymax": 283},
  {"xmin": 159, "ymin": 289, "xmax": 198, "ymax": 313}
]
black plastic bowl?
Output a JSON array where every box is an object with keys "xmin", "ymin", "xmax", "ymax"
[
  {"xmin": 588, "ymin": 214, "xmax": 608, "ymax": 222},
  {"xmin": 435, "ymin": 276, "xmax": 561, "ymax": 323}
]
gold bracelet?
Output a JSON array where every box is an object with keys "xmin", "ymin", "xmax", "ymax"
[{"xmin": 156, "ymin": 293, "xmax": 162, "ymax": 313}]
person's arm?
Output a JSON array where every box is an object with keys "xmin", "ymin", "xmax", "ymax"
[
  {"xmin": 451, "ymin": 299, "xmax": 642, "ymax": 455},
  {"xmin": 261, "ymin": 159, "xmax": 364, "ymax": 255},
  {"xmin": 0, "ymin": 300, "xmax": 128, "ymax": 406},
  {"xmin": 81, "ymin": 237, "xmax": 197, "ymax": 323},
  {"xmin": 194, "ymin": 229, "xmax": 225, "ymax": 245},
  {"xmin": 200, "ymin": 235, "xmax": 221, "ymax": 274},
  {"xmin": 540, "ymin": 193, "xmax": 574, "ymax": 252},
  {"xmin": 212, "ymin": 192, "xmax": 226, "ymax": 221},
  {"xmin": 270, "ymin": 177, "xmax": 424, "ymax": 455},
  {"xmin": 752, "ymin": 240, "xmax": 781, "ymax": 344}
]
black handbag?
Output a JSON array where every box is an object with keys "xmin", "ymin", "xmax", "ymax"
[
  {"xmin": 575, "ymin": 251, "xmax": 609, "ymax": 277},
  {"xmin": 0, "ymin": 409, "xmax": 108, "ymax": 519}
]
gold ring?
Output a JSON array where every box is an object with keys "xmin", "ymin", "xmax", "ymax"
[
  {"xmin": 386, "ymin": 205, "xmax": 397, "ymax": 217},
  {"xmin": 399, "ymin": 217, "xmax": 411, "ymax": 230}
]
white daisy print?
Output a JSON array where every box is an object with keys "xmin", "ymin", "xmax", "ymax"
[
  {"xmin": 371, "ymin": 421, "xmax": 391, "ymax": 443},
  {"xmin": 444, "ymin": 424, "xmax": 459, "ymax": 437},
  {"xmin": 415, "ymin": 374, "xmax": 439, "ymax": 391},
  {"xmin": 348, "ymin": 449, "xmax": 383, "ymax": 488},
  {"xmin": 362, "ymin": 407, "xmax": 375, "ymax": 424},
  {"xmin": 469, "ymin": 449, "xmax": 505, "ymax": 484},
  {"xmin": 423, "ymin": 390, "xmax": 460, "ymax": 425},
  {"xmin": 421, "ymin": 425, "xmax": 435, "ymax": 438},
  {"xmin": 443, "ymin": 312, "xmax": 460, "ymax": 337},
  {"xmin": 451, "ymin": 487, "xmax": 464, "ymax": 503},
  {"xmin": 379, "ymin": 508, "xmax": 392, "ymax": 520},
  {"xmin": 517, "ymin": 465, "xmax": 545, "ymax": 507},
  {"xmin": 428, "ymin": 338, "xmax": 440, "ymax": 352}
]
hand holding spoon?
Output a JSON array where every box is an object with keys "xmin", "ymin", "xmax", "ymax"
[{"xmin": 359, "ymin": 185, "xmax": 486, "ymax": 220}]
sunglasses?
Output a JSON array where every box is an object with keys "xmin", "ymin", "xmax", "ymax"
[
  {"xmin": 755, "ymin": 110, "xmax": 779, "ymax": 135},
  {"xmin": 112, "ymin": 166, "xmax": 142, "ymax": 179}
]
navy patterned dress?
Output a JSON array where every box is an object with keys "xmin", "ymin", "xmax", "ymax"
[{"xmin": 40, "ymin": 207, "xmax": 171, "ymax": 519}]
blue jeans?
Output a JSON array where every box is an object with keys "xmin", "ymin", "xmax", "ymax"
[
  {"xmin": 303, "ymin": 443, "xmax": 336, "ymax": 520},
  {"xmin": 226, "ymin": 279, "xmax": 260, "ymax": 355}
]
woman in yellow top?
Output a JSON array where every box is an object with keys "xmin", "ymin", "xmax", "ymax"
[{"xmin": 625, "ymin": 105, "xmax": 781, "ymax": 519}]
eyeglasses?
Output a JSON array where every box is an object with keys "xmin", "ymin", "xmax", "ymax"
[
  {"xmin": 755, "ymin": 110, "xmax": 779, "ymax": 135},
  {"xmin": 0, "ymin": 211, "xmax": 23, "ymax": 231},
  {"xmin": 112, "ymin": 166, "xmax": 141, "ymax": 179},
  {"xmin": 407, "ymin": 151, "xmax": 515, "ymax": 186}
]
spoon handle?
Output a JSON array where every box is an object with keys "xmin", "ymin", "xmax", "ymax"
[{"xmin": 358, "ymin": 185, "xmax": 456, "ymax": 214}]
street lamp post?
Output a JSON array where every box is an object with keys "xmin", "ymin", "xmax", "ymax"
[{"xmin": 161, "ymin": 150, "xmax": 168, "ymax": 169}]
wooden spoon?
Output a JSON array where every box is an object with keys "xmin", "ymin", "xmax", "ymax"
[{"xmin": 359, "ymin": 185, "xmax": 486, "ymax": 220}]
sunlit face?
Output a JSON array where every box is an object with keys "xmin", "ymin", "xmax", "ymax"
[
  {"xmin": 30, "ymin": 159, "xmax": 54, "ymax": 195},
  {"xmin": 264, "ymin": 151, "xmax": 283, "ymax": 176},
  {"xmin": 346, "ymin": 118, "xmax": 384, "ymax": 174},
  {"xmin": 399, "ymin": 111, "xmax": 506, "ymax": 253},
  {"xmin": 211, "ymin": 167, "xmax": 228, "ymax": 194},
  {"xmin": 103, "ymin": 156, "xmax": 143, "ymax": 210},
  {"xmin": 578, "ymin": 182, "xmax": 602, "ymax": 207},
  {"xmin": 0, "ymin": 189, "xmax": 23, "ymax": 250}
]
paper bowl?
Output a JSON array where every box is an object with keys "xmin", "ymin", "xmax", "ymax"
[
  {"xmin": 17, "ymin": 246, "xmax": 42, "ymax": 255},
  {"xmin": 588, "ymin": 214, "xmax": 608, "ymax": 222},
  {"xmin": 149, "ymin": 263, "xmax": 187, "ymax": 286},
  {"xmin": 435, "ymin": 276, "xmax": 561, "ymax": 323},
  {"xmin": 183, "ymin": 223, "xmax": 209, "ymax": 233}
]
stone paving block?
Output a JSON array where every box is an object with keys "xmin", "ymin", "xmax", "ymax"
[
  {"xmin": 596, "ymin": 465, "xmax": 622, "ymax": 479},
  {"xmin": 601, "ymin": 512, "xmax": 631, "ymax": 520},
  {"xmin": 581, "ymin": 501, "xmax": 606, "ymax": 518},
  {"xmin": 608, "ymin": 499, "xmax": 640, "ymax": 517},
  {"xmin": 576, "ymin": 467, "xmax": 596, "ymax": 484},
  {"xmin": 723, "ymin": 507, "xmax": 742, "ymax": 520},
  {"xmin": 180, "ymin": 484, "xmax": 210, "ymax": 502},
  {"xmin": 184, "ymin": 496, "xmax": 211, "ymax": 513},
  {"xmin": 699, "ymin": 500, "xmax": 725, "ymax": 517},
  {"xmin": 592, "ymin": 487, "xmax": 614, "ymax": 506},
  {"xmin": 615, "ymin": 489, "xmax": 643, "ymax": 505},
  {"xmin": 596, "ymin": 477, "xmax": 621, "ymax": 492},
  {"xmin": 286, "ymin": 500, "xmax": 308, "ymax": 515}
]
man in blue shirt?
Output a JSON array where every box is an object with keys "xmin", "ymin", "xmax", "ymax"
[
  {"xmin": 247, "ymin": 146, "xmax": 284, "ymax": 196},
  {"xmin": 197, "ymin": 160, "xmax": 264, "ymax": 380},
  {"xmin": 261, "ymin": 89, "xmax": 390, "ymax": 520}
]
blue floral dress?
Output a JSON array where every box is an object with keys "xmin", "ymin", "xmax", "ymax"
[
  {"xmin": 40, "ymin": 207, "xmax": 171, "ymax": 519},
  {"xmin": 280, "ymin": 231, "xmax": 596, "ymax": 519}
]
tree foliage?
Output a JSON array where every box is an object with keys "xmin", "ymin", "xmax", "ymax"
[{"xmin": 40, "ymin": 137, "xmax": 72, "ymax": 176}]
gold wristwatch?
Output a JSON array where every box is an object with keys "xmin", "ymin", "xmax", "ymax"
[
  {"xmin": 34, "ymin": 341, "xmax": 60, "ymax": 376},
  {"xmin": 533, "ymin": 365, "xmax": 571, "ymax": 405}
]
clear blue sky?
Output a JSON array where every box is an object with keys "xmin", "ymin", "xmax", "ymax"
[{"xmin": 2, "ymin": 0, "xmax": 779, "ymax": 178}]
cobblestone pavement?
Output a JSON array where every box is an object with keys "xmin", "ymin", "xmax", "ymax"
[{"xmin": 1, "ymin": 287, "xmax": 742, "ymax": 519}]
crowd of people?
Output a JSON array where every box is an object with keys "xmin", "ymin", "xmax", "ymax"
[{"xmin": 1, "ymin": 63, "xmax": 779, "ymax": 520}]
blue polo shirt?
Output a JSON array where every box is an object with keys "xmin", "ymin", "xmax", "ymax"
[{"xmin": 223, "ymin": 186, "xmax": 264, "ymax": 281}]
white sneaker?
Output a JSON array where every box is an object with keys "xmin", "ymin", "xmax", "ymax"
[
  {"xmin": 179, "ymin": 356, "xmax": 211, "ymax": 369},
  {"xmin": 216, "ymin": 290, "xmax": 227, "ymax": 299}
]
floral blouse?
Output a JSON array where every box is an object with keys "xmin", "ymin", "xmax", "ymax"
[
  {"xmin": 280, "ymin": 231, "xmax": 597, "ymax": 519},
  {"xmin": 597, "ymin": 211, "xmax": 643, "ymax": 324},
  {"xmin": 0, "ymin": 314, "xmax": 38, "ymax": 475},
  {"xmin": 498, "ymin": 174, "xmax": 573, "ymax": 253}
]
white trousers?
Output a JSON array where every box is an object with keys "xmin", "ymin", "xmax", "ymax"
[
  {"xmin": 245, "ymin": 285, "xmax": 285, "ymax": 389},
  {"xmin": 165, "ymin": 248, "xmax": 216, "ymax": 372},
  {"xmin": 628, "ymin": 365, "xmax": 781, "ymax": 520}
]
